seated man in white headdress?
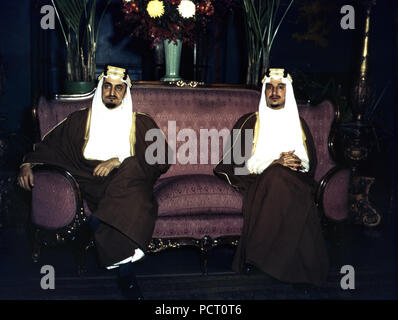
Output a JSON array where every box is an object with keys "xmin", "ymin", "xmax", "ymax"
[
  {"xmin": 17, "ymin": 65, "xmax": 170, "ymax": 299},
  {"xmin": 214, "ymin": 68, "xmax": 329, "ymax": 286}
]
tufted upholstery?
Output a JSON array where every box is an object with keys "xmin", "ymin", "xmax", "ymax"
[
  {"xmin": 32, "ymin": 85, "xmax": 349, "ymax": 244},
  {"xmin": 131, "ymin": 87, "xmax": 260, "ymax": 177}
]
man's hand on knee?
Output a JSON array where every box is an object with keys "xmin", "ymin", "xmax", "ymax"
[
  {"xmin": 93, "ymin": 157, "xmax": 121, "ymax": 177},
  {"xmin": 18, "ymin": 164, "xmax": 34, "ymax": 191}
]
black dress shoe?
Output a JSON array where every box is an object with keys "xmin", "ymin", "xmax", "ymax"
[
  {"xmin": 244, "ymin": 264, "xmax": 262, "ymax": 275},
  {"xmin": 118, "ymin": 263, "xmax": 144, "ymax": 300},
  {"xmin": 244, "ymin": 263, "xmax": 252, "ymax": 274}
]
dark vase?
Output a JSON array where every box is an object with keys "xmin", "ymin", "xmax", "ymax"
[{"xmin": 63, "ymin": 80, "xmax": 96, "ymax": 95}]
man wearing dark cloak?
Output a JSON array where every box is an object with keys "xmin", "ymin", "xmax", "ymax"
[
  {"xmin": 17, "ymin": 65, "xmax": 170, "ymax": 298},
  {"xmin": 214, "ymin": 68, "xmax": 329, "ymax": 286}
]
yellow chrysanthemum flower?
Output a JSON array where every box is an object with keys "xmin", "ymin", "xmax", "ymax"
[{"xmin": 147, "ymin": 0, "xmax": 165, "ymax": 18}]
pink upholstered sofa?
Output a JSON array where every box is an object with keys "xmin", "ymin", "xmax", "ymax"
[{"xmin": 30, "ymin": 83, "xmax": 350, "ymax": 274}]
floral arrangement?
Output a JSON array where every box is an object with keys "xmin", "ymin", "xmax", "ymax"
[{"xmin": 121, "ymin": 0, "xmax": 215, "ymax": 46}]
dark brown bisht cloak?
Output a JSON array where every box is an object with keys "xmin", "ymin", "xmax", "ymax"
[
  {"xmin": 23, "ymin": 108, "xmax": 170, "ymax": 266},
  {"xmin": 214, "ymin": 112, "xmax": 329, "ymax": 286}
]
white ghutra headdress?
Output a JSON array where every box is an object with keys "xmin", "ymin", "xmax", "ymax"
[
  {"xmin": 247, "ymin": 68, "xmax": 310, "ymax": 174},
  {"xmin": 83, "ymin": 65, "xmax": 133, "ymax": 163}
]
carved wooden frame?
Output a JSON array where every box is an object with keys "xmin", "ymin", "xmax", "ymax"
[
  {"xmin": 313, "ymin": 99, "xmax": 350, "ymax": 220},
  {"xmin": 148, "ymin": 236, "xmax": 239, "ymax": 274},
  {"xmin": 30, "ymin": 164, "xmax": 87, "ymax": 265}
]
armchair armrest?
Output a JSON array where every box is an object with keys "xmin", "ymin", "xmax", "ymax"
[
  {"xmin": 315, "ymin": 166, "xmax": 351, "ymax": 222},
  {"xmin": 31, "ymin": 164, "xmax": 86, "ymax": 245}
]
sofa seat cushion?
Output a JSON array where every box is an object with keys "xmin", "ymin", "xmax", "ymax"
[
  {"xmin": 152, "ymin": 214, "xmax": 243, "ymax": 239},
  {"xmin": 154, "ymin": 174, "xmax": 243, "ymax": 217}
]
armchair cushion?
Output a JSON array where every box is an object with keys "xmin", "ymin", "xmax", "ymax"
[{"xmin": 32, "ymin": 170, "xmax": 78, "ymax": 229}]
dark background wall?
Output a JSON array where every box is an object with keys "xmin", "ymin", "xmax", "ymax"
[
  {"xmin": 0, "ymin": 0, "xmax": 395, "ymax": 164},
  {"xmin": 0, "ymin": 0, "xmax": 32, "ymax": 133}
]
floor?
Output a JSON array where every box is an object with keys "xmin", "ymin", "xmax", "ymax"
[{"xmin": 0, "ymin": 215, "xmax": 396, "ymax": 300}]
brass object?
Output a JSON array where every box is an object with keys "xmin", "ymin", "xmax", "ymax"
[
  {"xmin": 147, "ymin": 238, "xmax": 183, "ymax": 252},
  {"xmin": 345, "ymin": 1, "xmax": 381, "ymax": 227},
  {"xmin": 147, "ymin": 235, "xmax": 239, "ymax": 254},
  {"xmin": 351, "ymin": 1, "xmax": 375, "ymax": 119},
  {"xmin": 349, "ymin": 176, "xmax": 381, "ymax": 227},
  {"xmin": 172, "ymin": 80, "xmax": 205, "ymax": 88}
]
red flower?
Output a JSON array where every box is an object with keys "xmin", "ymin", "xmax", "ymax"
[
  {"xmin": 196, "ymin": 1, "xmax": 214, "ymax": 16},
  {"xmin": 206, "ymin": 5, "xmax": 214, "ymax": 16},
  {"xmin": 122, "ymin": 1, "xmax": 140, "ymax": 14}
]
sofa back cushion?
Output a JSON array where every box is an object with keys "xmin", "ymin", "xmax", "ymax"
[
  {"xmin": 131, "ymin": 86, "xmax": 260, "ymax": 178},
  {"xmin": 36, "ymin": 85, "xmax": 337, "ymax": 182}
]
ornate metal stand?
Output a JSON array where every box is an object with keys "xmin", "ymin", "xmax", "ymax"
[
  {"xmin": 343, "ymin": 0, "xmax": 381, "ymax": 227},
  {"xmin": 341, "ymin": 120, "xmax": 381, "ymax": 227},
  {"xmin": 349, "ymin": 176, "xmax": 381, "ymax": 226}
]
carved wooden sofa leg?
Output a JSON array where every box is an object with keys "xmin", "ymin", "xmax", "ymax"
[
  {"xmin": 30, "ymin": 227, "xmax": 92, "ymax": 276},
  {"xmin": 70, "ymin": 222, "xmax": 94, "ymax": 276},
  {"xmin": 31, "ymin": 228, "xmax": 42, "ymax": 263},
  {"xmin": 199, "ymin": 236, "xmax": 212, "ymax": 275},
  {"xmin": 71, "ymin": 241, "xmax": 94, "ymax": 276},
  {"xmin": 148, "ymin": 236, "xmax": 239, "ymax": 275},
  {"xmin": 200, "ymin": 250, "xmax": 208, "ymax": 275}
]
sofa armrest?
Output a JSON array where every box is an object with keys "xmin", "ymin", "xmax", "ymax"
[
  {"xmin": 31, "ymin": 164, "xmax": 86, "ymax": 244},
  {"xmin": 315, "ymin": 166, "xmax": 351, "ymax": 221}
]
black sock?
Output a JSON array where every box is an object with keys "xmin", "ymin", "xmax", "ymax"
[
  {"xmin": 118, "ymin": 262, "xmax": 143, "ymax": 299},
  {"xmin": 119, "ymin": 262, "xmax": 135, "ymax": 278},
  {"xmin": 87, "ymin": 215, "xmax": 101, "ymax": 232}
]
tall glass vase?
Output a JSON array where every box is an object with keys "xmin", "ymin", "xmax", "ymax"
[{"xmin": 161, "ymin": 39, "xmax": 182, "ymax": 82}]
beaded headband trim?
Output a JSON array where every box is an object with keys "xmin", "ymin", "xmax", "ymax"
[
  {"xmin": 262, "ymin": 68, "xmax": 293, "ymax": 83},
  {"xmin": 98, "ymin": 65, "xmax": 132, "ymax": 88}
]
